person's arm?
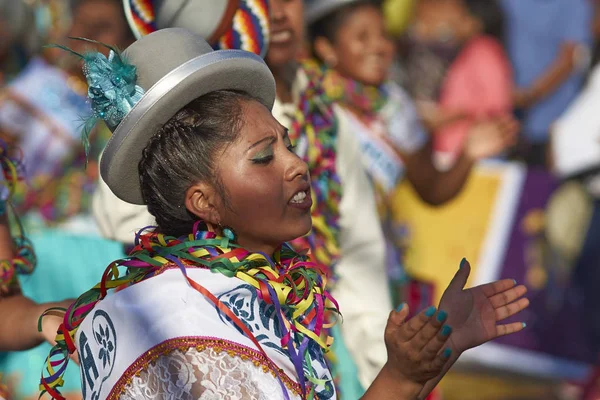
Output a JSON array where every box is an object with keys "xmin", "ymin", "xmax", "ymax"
[
  {"xmin": 403, "ymin": 139, "xmax": 474, "ymax": 205},
  {"xmin": 0, "ymin": 295, "xmax": 73, "ymax": 351},
  {"xmin": 514, "ymin": 1, "xmax": 592, "ymax": 108},
  {"xmin": 363, "ymin": 365, "xmax": 424, "ymax": 400},
  {"xmin": 383, "ymin": 79, "xmax": 517, "ymax": 206},
  {"xmin": 417, "ymin": 101, "xmax": 468, "ymax": 132},
  {"xmin": 514, "ymin": 42, "xmax": 582, "ymax": 108},
  {"xmin": 403, "ymin": 115, "xmax": 517, "ymax": 206},
  {"xmin": 0, "ymin": 216, "xmax": 71, "ymax": 351}
]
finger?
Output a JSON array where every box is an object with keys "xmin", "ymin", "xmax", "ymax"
[
  {"xmin": 429, "ymin": 347, "xmax": 453, "ymax": 373},
  {"xmin": 489, "ymin": 285, "xmax": 528, "ymax": 308},
  {"xmin": 411, "ymin": 310, "xmax": 448, "ymax": 351},
  {"xmin": 445, "ymin": 258, "xmax": 471, "ymax": 293},
  {"xmin": 496, "ymin": 321, "xmax": 527, "ymax": 337},
  {"xmin": 398, "ymin": 306, "xmax": 437, "ymax": 342},
  {"xmin": 495, "ymin": 297, "xmax": 530, "ymax": 321},
  {"xmin": 479, "ymin": 279, "xmax": 517, "ymax": 298},
  {"xmin": 389, "ymin": 303, "xmax": 410, "ymax": 327},
  {"xmin": 385, "ymin": 303, "xmax": 410, "ymax": 343},
  {"xmin": 420, "ymin": 323, "xmax": 452, "ymax": 361}
]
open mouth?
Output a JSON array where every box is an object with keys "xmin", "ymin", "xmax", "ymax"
[
  {"xmin": 288, "ymin": 188, "xmax": 312, "ymax": 210},
  {"xmin": 270, "ymin": 29, "xmax": 293, "ymax": 44}
]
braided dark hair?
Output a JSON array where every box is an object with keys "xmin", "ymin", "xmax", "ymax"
[{"xmin": 138, "ymin": 90, "xmax": 257, "ymax": 237}]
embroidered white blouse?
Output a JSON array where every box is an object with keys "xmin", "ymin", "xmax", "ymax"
[{"xmin": 75, "ymin": 267, "xmax": 335, "ymax": 400}]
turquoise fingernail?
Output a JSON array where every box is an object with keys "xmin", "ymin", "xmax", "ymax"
[
  {"xmin": 460, "ymin": 258, "xmax": 467, "ymax": 268},
  {"xmin": 513, "ymin": 279, "xmax": 517, "ymax": 285},
  {"xmin": 441, "ymin": 325, "xmax": 452, "ymax": 336},
  {"xmin": 425, "ymin": 306, "xmax": 436, "ymax": 317},
  {"xmin": 396, "ymin": 303, "xmax": 404, "ymax": 312},
  {"xmin": 443, "ymin": 348, "xmax": 452, "ymax": 358},
  {"xmin": 522, "ymin": 322, "xmax": 527, "ymax": 329},
  {"xmin": 436, "ymin": 310, "xmax": 448, "ymax": 322}
]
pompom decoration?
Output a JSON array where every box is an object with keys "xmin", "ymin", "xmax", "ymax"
[
  {"xmin": 0, "ymin": 139, "xmax": 36, "ymax": 294},
  {"xmin": 39, "ymin": 222, "xmax": 339, "ymax": 400},
  {"xmin": 48, "ymin": 38, "xmax": 145, "ymax": 159}
]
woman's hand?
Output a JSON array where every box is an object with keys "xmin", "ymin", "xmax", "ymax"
[
  {"xmin": 438, "ymin": 258, "xmax": 529, "ymax": 355},
  {"xmin": 384, "ymin": 304, "xmax": 453, "ymax": 385},
  {"xmin": 362, "ymin": 305, "xmax": 454, "ymax": 400},
  {"xmin": 464, "ymin": 115, "xmax": 519, "ymax": 161},
  {"xmin": 513, "ymin": 88, "xmax": 536, "ymax": 109}
]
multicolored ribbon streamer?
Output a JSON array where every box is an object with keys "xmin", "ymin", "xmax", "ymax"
[
  {"xmin": 40, "ymin": 221, "xmax": 339, "ymax": 400},
  {"xmin": 0, "ymin": 138, "xmax": 36, "ymax": 293},
  {"xmin": 288, "ymin": 60, "xmax": 388, "ymax": 276}
]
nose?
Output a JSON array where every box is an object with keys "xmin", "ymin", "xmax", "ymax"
[
  {"xmin": 285, "ymin": 152, "xmax": 309, "ymax": 183},
  {"xmin": 269, "ymin": 0, "xmax": 286, "ymax": 23}
]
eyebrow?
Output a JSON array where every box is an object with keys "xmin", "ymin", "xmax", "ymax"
[
  {"xmin": 247, "ymin": 135, "xmax": 276, "ymax": 151},
  {"xmin": 247, "ymin": 127, "xmax": 290, "ymax": 151}
]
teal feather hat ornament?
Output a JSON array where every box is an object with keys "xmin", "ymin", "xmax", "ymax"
[{"xmin": 49, "ymin": 38, "xmax": 145, "ymax": 158}]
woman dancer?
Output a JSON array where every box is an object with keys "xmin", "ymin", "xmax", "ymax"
[{"xmin": 40, "ymin": 28, "xmax": 528, "ymax": 400}]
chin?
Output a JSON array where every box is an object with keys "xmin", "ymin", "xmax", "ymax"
[
  {"xmin": 265, "ymin": 48, "xmax": 296, "ymax": 70},
  {"xmin": 284, "ymin": 218, "xmax": 313, "ymax": 243},
  {"xmin": 359, "ymin": 75, "xmax": 387, "ymax": 87}
]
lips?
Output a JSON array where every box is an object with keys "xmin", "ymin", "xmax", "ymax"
[
  {"xmin": 270, "ymin": 29, "xmax": 293, "ymax": 45},
  {"xmin": 288, "ymin": 185, "xmax": 312, "ymax": 211}
]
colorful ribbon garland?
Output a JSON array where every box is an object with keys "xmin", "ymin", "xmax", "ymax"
[
  {"xmin": 40, "ymin": 221, "xmax": 339, "ymax": 400},
  {"xmin": 0, "ymin": 138, "xmax": 36, "ymax": 293},
  {"xmin": 288, "ymin": 60, "xmax": 388, "ymax": 276}
]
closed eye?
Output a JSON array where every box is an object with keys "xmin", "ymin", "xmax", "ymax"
[{"xmin": 252, "ymin": 155, "xmax": 274, "ymax": 165}]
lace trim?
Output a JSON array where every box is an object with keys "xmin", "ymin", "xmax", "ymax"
[{"xmin": 108, "ymin": 336, "xmax": 304, "ymax": 399}]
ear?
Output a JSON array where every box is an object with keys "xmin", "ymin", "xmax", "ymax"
[
  {"xmin": 313, "ymin": 36, "xmax": 338, "ymax": 67},
  {"xmin": 185, "ymin": 183, "xmax": 221, "ymax": 225}
]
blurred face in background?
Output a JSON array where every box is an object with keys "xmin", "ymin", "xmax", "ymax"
[
  {"xmin": 69, "ymin": 0, "xmax": 134, "ymax": 53},
  {"xmin": 265, "ymin": 0, "xmax": 305, "ymax": 70},
  {"xmin": 444, "ymin": 1, "xmax": 483, "ymax": 42},
  {"xmin": 315, "ymin": 4, "xmax": 395, "ymax": 87},
  {"xmin": 51, "ymin": 0, "xmax": 134, "ymax": 72},
  {"xmin": 411, "ymin": 0, "xmax": 478, "ymax": 44}
]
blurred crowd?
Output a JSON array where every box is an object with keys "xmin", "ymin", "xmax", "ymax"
[{"xmin": 0, "ymin": 0, "xmax": 599, "ymax": 399}]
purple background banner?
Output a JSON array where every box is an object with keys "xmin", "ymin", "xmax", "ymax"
[{"xmin": 495, "ymin": 168, "xmax": 598, "ymax": 365}]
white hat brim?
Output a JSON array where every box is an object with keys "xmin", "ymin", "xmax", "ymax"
[{"xmin": 100, "ymin": 49, "xmax": 275, "ymax": 205}]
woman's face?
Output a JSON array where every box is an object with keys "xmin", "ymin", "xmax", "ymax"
[
  {"xmin": 328, "ymin": 5, "xmax": 395, "ymax": 86},
  {"xmin": 213, "ymin": 100, "xmax": 312, "ymax": 254},
  {"xmin": 265, "ymin": 0, "xmax": 305, "ymax": 69}
]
